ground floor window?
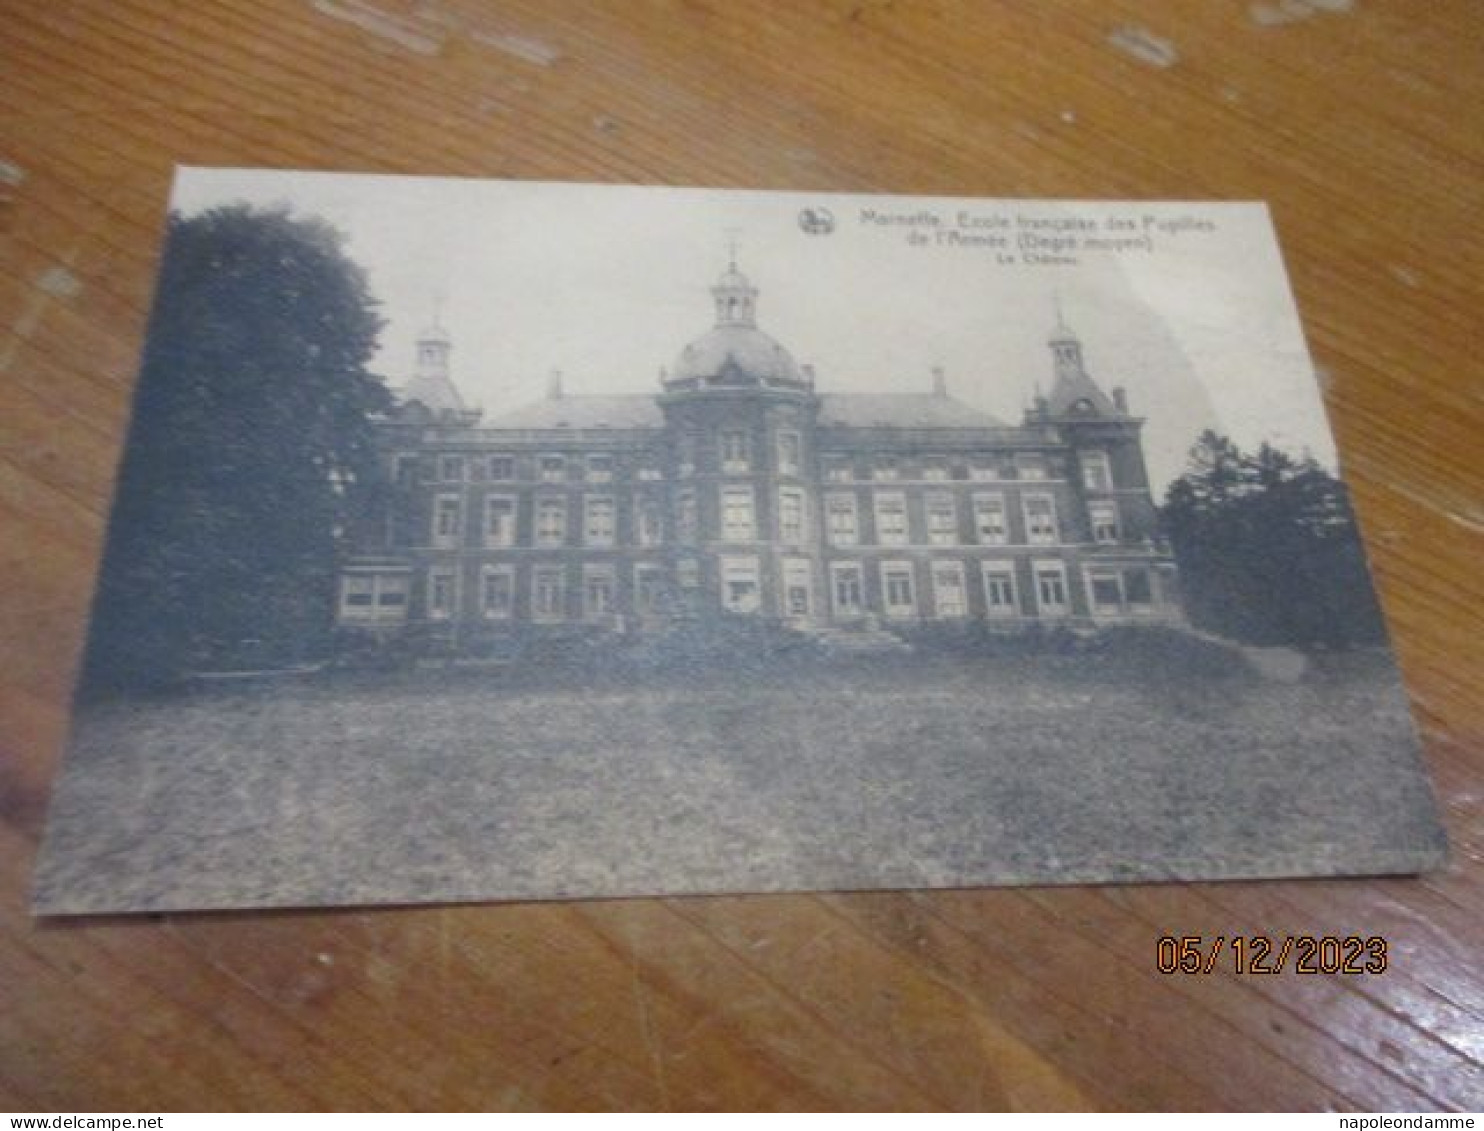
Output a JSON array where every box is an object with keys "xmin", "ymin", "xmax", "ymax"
[
  {"xmin": 932, "ymin": 561, "xmax": 967, "ymax": 617},
  {"xmin": 583, "ymin": 565, "xmax": 616, "ymax": 619},
  {"xmin": 1086, "ymin": 568, "xmax": 1123, "ymax": 615},
  {"xmin": 635, "ymin": 564, "xmax": 666, "ymax": 616},
  {"xmin": 1033, "ymin": 560, "xmax": 1069, "ymax": 616},
  {"xmin": 783, "ymin": 558, "xmax": 812, "ymax": 618},
  {"xmin": 533, "ymin": 567, "xmax": 565, "ymax": 621},
  {"xmin": 881, "ymin": 561, "xmax": 916, "ymax": 617},
  {"xmin": 1085, "ymin": 565, "xmax": 1155, "ymax": 615},
  {"xmin": 428, "ymin": 569, "xmax": 456, "ymax": 620},
  {"xmin": 982, "ymin": 563, "xmax": 1018, "ymax": 616},
  {"xmin": 721, "ymin": 556, "xmax": 761, "ymax": 614},
  {"xmin": 480, "ymin": 566, "xmax": 514, "ymax": 619},
  {"xmin": 340, "ymin": 573, "xmax": 410, "ymax": 622},
  {"xmin": 831, "ymin": 563, "xmax": 863, "ymax": 616}
]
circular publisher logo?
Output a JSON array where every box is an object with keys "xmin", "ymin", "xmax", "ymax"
[{"xmin": 798, "ymin": 207, "xmax": 835, "ymax": 235}]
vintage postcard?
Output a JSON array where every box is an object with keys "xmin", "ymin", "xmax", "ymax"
[{"xmin": 33, "ymin": 172, "xmax": 1446, "ymax": 914}]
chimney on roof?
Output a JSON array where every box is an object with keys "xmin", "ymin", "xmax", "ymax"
[
  {"xmin": 547, "ymin": 368, "xmax": 564, "ymax": 400},
  {"xmin": 932, "ymin": 365, "xmax": 947, "ymax": 397},
  {"xmin": 802, "ymin": 362, "xmax": 816, "ymax": 388},
  {"xmin": 1112, "ymin": 386, "xmax": 1129, "ymax": 413}
]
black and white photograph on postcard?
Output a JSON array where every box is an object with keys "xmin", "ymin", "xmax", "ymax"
[{"xmin": 31, "ymin": 171, "xmax": 1446, "ymax": 915}]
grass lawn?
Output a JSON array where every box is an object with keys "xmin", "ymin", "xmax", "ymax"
[{"xmin": 33, "ymin": 649, "xmax": 1446, "ymax": 913}]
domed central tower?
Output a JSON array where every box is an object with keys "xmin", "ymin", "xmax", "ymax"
[
  {"xmin": 665, "ymin": 258, "xmax": 812, "ymax": 392},
  {"xmin": 659, "ymin": 255, "xmax": 821, "ymax": 621}
]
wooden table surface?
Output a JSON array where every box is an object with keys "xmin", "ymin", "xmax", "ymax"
[{"xmin": 2, "ymin": 0, "xmax": 1481, "ymax": 1111}]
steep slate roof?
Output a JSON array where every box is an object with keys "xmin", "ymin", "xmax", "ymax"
[
  {"xmin": 401, "ymin": 373, "xmax": 468, "ymax": 416},
  {"xmin": 476, "ymin": 391, "xmax": 1009, "ymax": 433},
  {"xmin": 1045, "ymin": 369, "xmax": 1120, "ymax": 418},
  {"xmin": 817, "ymin": 393, "xmax": 1007, "ymax": 429},
  {"xmin": 481, "ymin": 394, "xmax": 663, "ymax": 430}
]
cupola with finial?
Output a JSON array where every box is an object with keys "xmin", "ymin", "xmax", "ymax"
[
  {"xmin": 1040, "ymin": 295, "xmax": 1121, "ymax": 419},
  {"xmin": 711, "ymin": 237, "xmax": 758, "ymax": 328}
]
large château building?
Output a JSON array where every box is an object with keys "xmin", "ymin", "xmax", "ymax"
[{"xmin": 337, "ymin": 257, "xmax": 1180, "ymax": 644}]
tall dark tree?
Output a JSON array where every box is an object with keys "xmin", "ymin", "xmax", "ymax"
[
  {"xmin": 1162, "ymin": 430, "xmax": 1386, "ymax": 647},
  {"xmin": 82, "ymin": 205, "xmax": 391, "ymax": 691}
]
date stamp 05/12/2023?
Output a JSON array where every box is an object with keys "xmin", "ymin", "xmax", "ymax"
[{"xmin": 1157, "ymin": 936, "xmax": 1390, "ymax": 976}]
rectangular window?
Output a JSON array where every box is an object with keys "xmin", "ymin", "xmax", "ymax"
[
  {"xmin": 969, "ymin": 460, "xmax": 998, "ymax": 482},
  {"xmin": 539, "ymin": 455, "xmax": 566, "ymax": 483},
  {"xmin": 393, "ymin": 455, "xmax": 419, "ymax": 486},
  {"xmin": 721, "ymin": 556, "xmax": 760, "ymax": 614},
  {"xmin": 432, "ymin": 494, "xmax": 461, "ymax": 547},
  {"xmin": 982, "ymin": 564, "xmax": 1018, "ymax": 616},
  {"xmin": 778, "ymin": 431, "xmax": 802, "ymax": 475},
  {"xmin": 636, "ymin": 495, "xmax": 663, "ymax": 547},
  {"xmin": 1080, "ymin": 451, "xmax": 1113, "ymax": 492},
  {"xmin": 922, "ymin": 459, "xmax": 949, "ymax": 482},
  {"xmin": 721, "ymin": 429, "xmax": 750, "ymax": 472},
  {"xmin": 678, "ymin": 433, "xmax": 697, "ymax": 478},
  {"xmin": 480, "ymin": 566, "xmax": 514, "ymax": 619},
  {"xmin": 635, "ymin": 459, "xmax": 663, "ymax": 482},
  {"xmin": 1087, "ymin": 568, "xmax": 1124, "ymax": 616},
  {"xmin": 973, "ymin": 493, "xmax": 1008, "ymax": 545},
  {"xmin": 881, "ymin": 562, "xmax": 916, "ymax": 617},
  {"xmin": 1089, "ymin": 499, "xmax": 1120, "ymax": 544},
  {"xmin": 439, "ymin": 455, "xmax": 464, "ymax": 483},
  {"xmin": 932, "ymin": 562, "xmax": 967, "ymax": 618},
  {"xmin": 635, "ymin": 565, "xmax": 665, "ymax": 615},
  {"xmin": 783, "ymin": 558, "xmax": 812, "ymax": 617},
  {"xmin": 926, "ymin": 492, "xmax": 958, "ymax": 546},
  {"xmin": 831, "ymin": 562, "xmax": 864, "ymax": 616},
  {"xmin": 1024, "ymin": 493, "xmax": 1058, "ymax": 545},
  {"xmin": 584, "ymin": 496, "xmax": 616, "ymax": 547},
  {"xmin": 428, "ymin": 570, "xmax": 456, "ymax": 620},
  {"xmin": 1015, "ymin": 453, "xmax": 1047, "ymax": 480},
  {"xmin": 722, "ymin": 486, "xmax": 755, "ymax": 541},
  {"xmin": 583, "ymin": 565, "xmax": 616, "ymax": 619},
  {"xmin": 532, "ymin": 567, "xmax": 565, "ymax": 621},
  {"xmin": 826, "ymin": 494, "xmax": 858, "ymax": 546},
  {"xmin": 780, "ymin": 489, "xmax": 805, "ymax": 543},
  {"xmin": 1034, "ymin": 561, "xmax": 1069, "ymax": 615},
  {"xmin": 536, "ymin": 497, "xmax": 566, "ymax": 547},
  {"xmin": 677, "ymin": 489, "xmax": 698, "ymax": 543},
  {"xmin": 486, "ymin": 455, "xmax": 515, "ymax": 482},
  {"xmin": 484, "ymin": 496, "xmax": 516, "ymax": 547},
  {"xmin": 585, "ymin": 454, "xmax": 614, "ymax": 483},
  {"xmin": 874, "ymin": 457, "xmax": 900, "ymax": 481},
  {"xmin": 341, "ymin": 575, "xmax": 374, "ymax": 611},
  {"xmin": 874, "ymin": 491, "xmax": 908, "ymax": 545}
]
